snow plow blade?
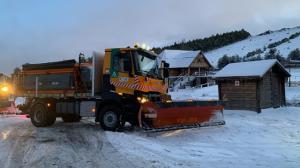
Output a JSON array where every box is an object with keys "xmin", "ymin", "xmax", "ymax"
[{"xmin": 139, "ymin": 101, "xmax": 225, "ymax": 132}]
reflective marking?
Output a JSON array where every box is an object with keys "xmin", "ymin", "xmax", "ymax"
[{"xmin": 144, "ymin": 113, "xmax": 157, "ymax": 118}]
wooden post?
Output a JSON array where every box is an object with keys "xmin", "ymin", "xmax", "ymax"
[
  {"xmin": 218, "ymin": 82, "xmax": 222, "ymax": 101},
  {"xmin": 282, "ymin": 77, "xmax": 286, "ymax": 106},
  {"xmin": 256, "ymin": 80, "xmax": 261, "ymax": 113},
  {"xmin": 270, "ymin": 70, "xmax": 274, "ymax": 107},
  {"xmin": 288, "ymin": 67, "xmax": 291, "ymax": 87}
]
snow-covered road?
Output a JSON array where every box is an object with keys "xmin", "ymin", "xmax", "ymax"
[{"xmin": 0, "ymin": 116, "xmax": 136, "ymax": 168}]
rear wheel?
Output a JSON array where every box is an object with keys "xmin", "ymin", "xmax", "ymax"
[
  {"xmin": 99, "ymin": 106, "xmax": 122, "ymax": 131},
  {"xmin": 62, "ymin": 115, "xmax": 81, "ymax": 123},
  {"xmin": 31, "ymin": 103, "xmax": 56, "ymax": 127}
]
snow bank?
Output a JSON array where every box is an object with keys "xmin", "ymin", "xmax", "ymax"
[
  {"xmin": 105, "ymin": 86, "xmax": 300, "ymax": 167},
  {"xmin": 286, "ymin": 86, "xmax": 300, "ymax": 105},
  {"xmin": 106, "ymin": 107, "xmax": 300, "ymax": 168},
  {"xmin": 169, "ymin": 85, "xmax": 218, "ymax": 101},
  {"xmin": 289, "ymin": 68, "xmax": 300, "ymax": 82}
]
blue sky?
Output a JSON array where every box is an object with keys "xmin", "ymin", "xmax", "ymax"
[{"xmin": 0, "ymin": 0, "xmax": 300, "ymax": 74}]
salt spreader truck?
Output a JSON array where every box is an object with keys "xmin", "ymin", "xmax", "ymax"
[{"xmin": 16, "ymin": 47, "xmax": 225, "ymax": 131}]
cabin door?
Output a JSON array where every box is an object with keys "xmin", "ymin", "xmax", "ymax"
[{"xmin": 272, "ymin": 74, "xmax": 280, "ymax": 108}]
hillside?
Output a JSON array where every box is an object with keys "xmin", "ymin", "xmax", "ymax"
[{"xmin": 205, "ymin": 26, "xmax": 300, "ymax": 67}]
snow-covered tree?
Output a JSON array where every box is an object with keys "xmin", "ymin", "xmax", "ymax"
[
  {"xmin": 218, "ymin": 55, "xmax": 242, "ymax": 69},
  {"xmin": 264, "ymin": 48, "xmax": 286, "ymax": 65}
]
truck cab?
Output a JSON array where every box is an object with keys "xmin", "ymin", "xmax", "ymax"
[{"xmin": 103, "ymin": 48, "xmax": 169, "ymax": 99}]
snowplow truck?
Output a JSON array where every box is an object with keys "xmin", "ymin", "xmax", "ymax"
[{"xmin": 16, "ymin": 47, "xmax": 225, "ymax": 131}]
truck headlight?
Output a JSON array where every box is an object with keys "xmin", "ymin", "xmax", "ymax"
[
  {"xmin": 137, "ymin": 97, "xmax": 149, "ymax": 104},
  {"xmin": 1, "ymin": 86, "xmax": 8, "ymax": 92}
]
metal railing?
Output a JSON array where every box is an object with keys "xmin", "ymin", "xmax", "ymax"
[
  {"xmin": 194, "ymin": 81, "xmax": 216, "ymax": 89},
  {"xmin": 168, "ymin": 71, "xmax": 217, "ymax": 91},
  {"xmin": 172, "ymin": 75, "xmax": 196, "ymax": 91}
]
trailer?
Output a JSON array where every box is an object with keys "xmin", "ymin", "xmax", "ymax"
[{"xmin": 16, "ymin": 47, "xmax": 225, "ymax": 131}]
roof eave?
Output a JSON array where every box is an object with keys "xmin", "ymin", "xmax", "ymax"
[{"xmin": 213, "ymin": 75, "xmax": 262, "ymax": 80}]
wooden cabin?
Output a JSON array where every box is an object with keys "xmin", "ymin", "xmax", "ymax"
[
  {"xmin": 159, "ymin": 50, "xmax": 212, "ymax": 76},
  {"xmin": 214, "ymin": 59, "xmax": 290, "ymax": 112},
  {"xmin": 158, "ymin": 50, "xmax": 213, "ymax": 88}
]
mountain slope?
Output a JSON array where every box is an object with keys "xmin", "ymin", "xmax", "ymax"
[
  {"xmin": 205, "ymin": 26, "xmax": 300, "ymax": 67},
  {"xmin": 153, "ymin": 30, "xmax": 251, "ymax": 54}
]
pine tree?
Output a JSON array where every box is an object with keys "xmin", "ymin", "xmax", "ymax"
[
  {"xmin": 218, "ymin": 55, "xmax": 242, "ymax": 69},
  {"xmin": 218, "ymin": 55, "xmax": 230, "ymax": 69},
  {"xmin": 153, "ymin": 30, "xmax": 251, "ymax": 54}
]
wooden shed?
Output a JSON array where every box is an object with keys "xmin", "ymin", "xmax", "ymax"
[{"xmin": 214, "ymin": 59, "xmax": 290, "ymax": 112}]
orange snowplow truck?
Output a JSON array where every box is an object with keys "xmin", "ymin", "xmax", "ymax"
[{"xmin": 16, "ymin": 47, "xmax": 225, "ymax": 131}]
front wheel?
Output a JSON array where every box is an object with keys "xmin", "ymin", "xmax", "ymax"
[{"xmin": 99, "ymin": 106, "xmax": 122, "ymax": 131}]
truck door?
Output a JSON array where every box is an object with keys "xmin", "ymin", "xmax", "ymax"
[{"xmin": 110, "ymin": 49, "xmax": 135, "ymax": 94}]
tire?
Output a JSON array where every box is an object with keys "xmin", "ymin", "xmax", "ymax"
[
  {"xmin": 46, "ymin": 112, "xmax": 56, "ymax": 126},
  {"xmin": 99, "ymin": 105, "xmax": 122, "ymax": 131},
  {"xmin": 31, "ymin": 103, "xmax": 50, "ymax": 127},
  {"xmin": 62, "ymin": 115, "xmax": 81, "ymax": 123}
]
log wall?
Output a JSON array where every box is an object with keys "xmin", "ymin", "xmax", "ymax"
[{"xmin": 219, "ymin": 79, "xmax": 259, "ymax": 111}]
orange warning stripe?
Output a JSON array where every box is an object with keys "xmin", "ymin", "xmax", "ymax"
[{"xmin": 110, "ymin": 76, "xmax": 166, "ymax": 93}]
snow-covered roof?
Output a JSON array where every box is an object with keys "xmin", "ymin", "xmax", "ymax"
[
  {"xmin": 158, "ymin": 50, "xmax": 201, "ymax": 68},
  {"xmin": 214, "ymin": 59, "xmax": 290, "ymax": 78}
]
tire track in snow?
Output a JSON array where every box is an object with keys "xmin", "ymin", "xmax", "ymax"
[{"xmin": 0, "ymin": 117, "xmax": 137, "ymax": 168}]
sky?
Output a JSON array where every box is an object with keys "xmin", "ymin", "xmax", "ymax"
[{"xmin": 0, "ymin": 0, "xmax": 300, "ymax": 75}]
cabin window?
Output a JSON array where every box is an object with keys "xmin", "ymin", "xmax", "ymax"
[{"xmin": 235, "ymin": 80, "xmax": 240, "ymax": 86}]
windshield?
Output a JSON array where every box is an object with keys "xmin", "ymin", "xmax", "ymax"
[{"xmin": 134, "ymin": 51, "xmax": 160, "ymax": 78}]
